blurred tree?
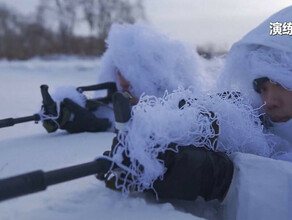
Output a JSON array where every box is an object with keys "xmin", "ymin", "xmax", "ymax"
[
  {"xmin": 0, "ymin": 5, "xmax": 23, "ymax": 59},
  {"xmin": 36, "ymin": 0, "xmax": 79, "ymax": 35},
  {"xmin": 35, "ymin": 0, "xmax": 146, "ymax": 54},
  {"xmin": 0, "ymin": 0, "xmax": 146, "ymax": 59},
  {"xmin": 36, "ymin": 0, "xmax": 79, "ymax": 53},
  {"xmin": 37, "ymin": 0, "xmax": 145, "ymax": 39},
  {"xmin": 81, "ymin": 0, "xmax": 146, "ymax": 38},
  {"xmin": 55, "ymin": 0, "xmax": 78, "ymax": 37}
]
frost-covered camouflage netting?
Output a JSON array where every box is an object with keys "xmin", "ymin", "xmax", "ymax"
[{"xmin": 109, "ymin": 87, "xmax": 280, "ymax": 195}]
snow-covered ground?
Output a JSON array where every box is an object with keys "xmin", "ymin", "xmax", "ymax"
[{"xmin": 0, "ymin": 57, "xmax": 207, "ymax": 220}]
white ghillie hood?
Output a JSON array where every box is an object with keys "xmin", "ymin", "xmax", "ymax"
[
  {"xmin": 237, "ymin": 6, "xmax": 292, "ymax": 53},
  {"xmin": 219, "ymin": 6, "xmax": 292, "ymax": 107},
  {"xmin": 218, "ymin": 6, "xmax": 292, "ymax": 153},
  {"xmin": 98, "ymin": 23, "xmax": 203, "ymax": 98}
]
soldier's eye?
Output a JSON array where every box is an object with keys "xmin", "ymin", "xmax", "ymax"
[{"xmin": 253, "ymin": 77, "xmax": 269, "ymax": 94}]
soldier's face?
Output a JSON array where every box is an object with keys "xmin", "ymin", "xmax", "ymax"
[
  {"xmin": 259, "ymin": 81, "xmax": 292, "ymax": 123},
  {"xmin": 117, "ymin": 71, "xmax": 131, "ymax": 91},
  {"xmin": 116, "ymin": 70, "xmax": 139, "ymax": 105}
]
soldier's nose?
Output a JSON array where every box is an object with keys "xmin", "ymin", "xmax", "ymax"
[{"xmin": 264, "ymin": 93, "xmax": 280, "ymax": 111}]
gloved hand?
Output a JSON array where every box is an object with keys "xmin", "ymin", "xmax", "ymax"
[
  {"xmin": 60, "ymin": 98, "xmax": 112, "ymax": 133},
  {"xmin": 99, "ymin": 141, "xmax": 233, "ymax": 202},
  {"xmin": 98, "ymin": 90, "xmax": 233, "ymax": 202},
  {"xmin": 43, "ymin": 98, "xmax": 112, "ymax": 133},
  {"xmin": 153, "ymin": 145, "xmax": 234, "ymax": 202}
]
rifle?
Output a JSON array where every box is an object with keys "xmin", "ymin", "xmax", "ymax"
[
  {"xmin": 0, "ymin": 91, "xmax": 130, "ymax": 202},
  {"xmin": 0, "ymin": 157, "xmax": 112, "ymax": 202},
  {"xmin": 0, "ymin": 82, "xmax": 117, "ymax": 129},
  {"xmin": 78, "ymin": 82, "xmax": 117, "ymax": 111}
]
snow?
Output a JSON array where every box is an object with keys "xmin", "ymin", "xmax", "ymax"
[
  {"xmin": 0, "ymin": 57, "xmax": 203, "ymax": 220},
  {"xmin": 1, "ymin": 55, "xmax": 291, "ymax": 220},
  {"xmin": 223, "ymin": 152, "xmax": 292, "ymax": 220}
]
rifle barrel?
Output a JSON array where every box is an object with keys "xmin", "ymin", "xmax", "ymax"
[
  {"xmin": 77, "ymin": 82, "xmax": 116, "ymax": 92},
  {"xmin": 0, "ymin": 114, "xmax": 40, "ymax": 128},
  {"xmin": 0, "ymin": 158, "xmax": 111, "ymax": 202}
]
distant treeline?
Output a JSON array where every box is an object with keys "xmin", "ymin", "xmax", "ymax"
[
  {"xmin": 0, "ymin": 0, "xmax": 145, "ymax": 60},
  {"xmin": 0, "ymin": 21, "xmax": 107, "ymax": 59},
  {"xmin": 197, "ymin": 45, "xmax": 227, "ymax": 59},
  {"xmin": 0, "ymin": 0, "xmax": 226, "ymax": 60}
]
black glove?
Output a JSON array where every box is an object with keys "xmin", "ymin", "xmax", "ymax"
[
  {"xmin": 99, "ymin": 141, "xmax": 233, "ymax": 202},
  {"xmin": 60, "ymin": 98, "xmax": 112, "ymax": 133},
  {"xmin": 153, "ymin": 144, "xmax": 233, "ymax": 202},
  {"xmin": 98, "ymin": 91, "xmax": 233, "ymax": 201}
]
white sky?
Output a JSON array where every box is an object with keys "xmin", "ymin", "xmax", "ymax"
[{"xmin": 0, "ymin": 0, "xmax": 291, "ymax": 49}]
